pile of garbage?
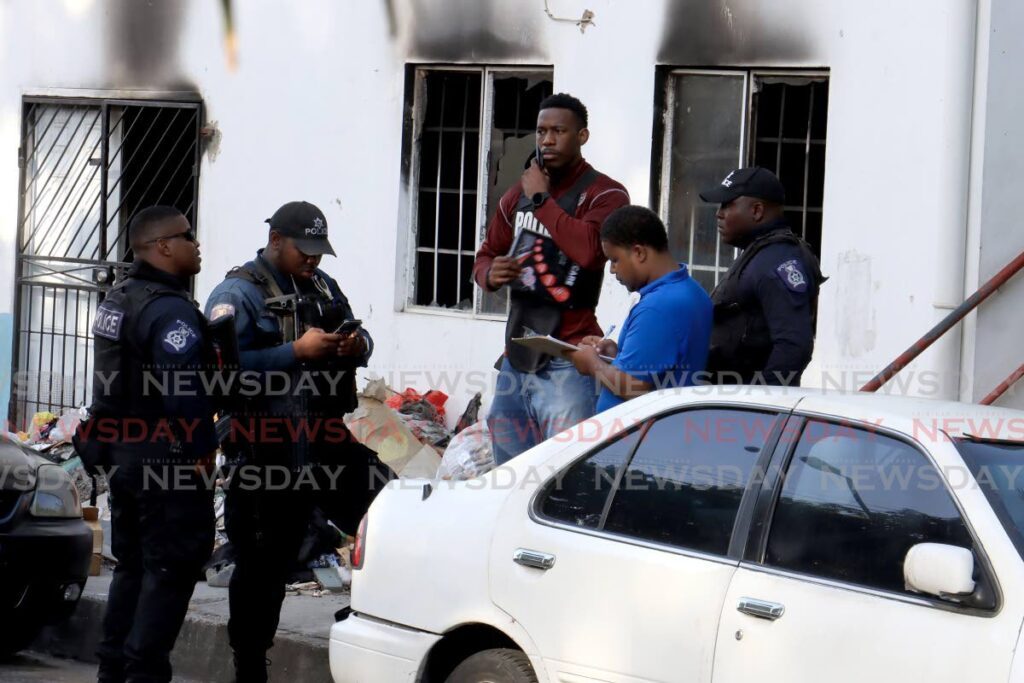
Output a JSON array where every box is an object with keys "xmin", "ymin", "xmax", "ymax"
[
  {"xmin": 345, "ymin": 379, "xmax": 494, "ymax": 481},
  {"xmin": 386, "ymin": 388, "xmax": 451, "ymax": 451},
  {"xmin": 5, "ymin": 407, "xmax": 106, "ymax": 504},
  {"xmin": 343, "ymin": 379, "xmax": 445, "ymax": 478},
  {"xmin": 9, "ymin": 383, "xmax": 498, "ymax": 597}
]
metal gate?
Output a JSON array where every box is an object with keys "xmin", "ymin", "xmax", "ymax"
[{"xmin": 11, "ymin": 97, "xmax": 202, "ymax": 430}]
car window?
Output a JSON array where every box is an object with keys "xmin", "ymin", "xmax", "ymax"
[
  {"xmin": 539, "ymin": 425, "xmax": 645, "ymax": 529},
  {"xmin": 954, "ymin": 439, "xmax": 1024, "ymax": 561},
  {"xmin": 766, "ymin": 420, "xmax": 974, "ymax": 595},
  {"xmin": 602, "ymin": 409, "xmax": 776, "ymax": 556}
]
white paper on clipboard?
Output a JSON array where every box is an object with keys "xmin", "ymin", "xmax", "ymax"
[{"xmin": 510, "ymin": 335, "xmax": 614, "ymax": 363}]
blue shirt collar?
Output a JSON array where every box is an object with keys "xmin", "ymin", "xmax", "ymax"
[{"xmin": 638, "ymin": 263, "xmax": 691, "ymax": 297}]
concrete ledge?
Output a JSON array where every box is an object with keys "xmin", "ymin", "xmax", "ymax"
[{"xmin": 33, "ymin": 570, "xmax": 348, "ymax": 682}]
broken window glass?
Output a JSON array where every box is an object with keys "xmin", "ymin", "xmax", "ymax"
[{"xmin": 660, "ymin": 71, "xmax": 829, "ymax": 292}]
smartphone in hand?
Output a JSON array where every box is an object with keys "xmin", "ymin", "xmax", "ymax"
[{"xmin": 332, "ymin": 319, "xmax": 362, "ymax": 335}]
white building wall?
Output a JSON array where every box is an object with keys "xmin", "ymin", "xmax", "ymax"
[
  {"xmin": 0, "ymin": 0, "xmax": 1017, "ymax": 425},
  {"xmin": 962, "ymin": 0, "xmax": 1024, "ymax": 409}
]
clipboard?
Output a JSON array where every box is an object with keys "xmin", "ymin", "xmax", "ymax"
[{"xmin": 511, "ymin": 335, "xmax": 615, "ymax": 363}]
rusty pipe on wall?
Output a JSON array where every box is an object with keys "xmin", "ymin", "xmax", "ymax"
[
  {"xmin": 980, "ymin": 363, "xmax": 1024, "ymax": 406},
  {"xmin": 860, "ymin": 249, "xmax": 1024, "ymax": 393}
]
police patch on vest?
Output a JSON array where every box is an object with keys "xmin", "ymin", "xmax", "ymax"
[
  {"xmin": 776, "ymin": 259, "xmax": 808, "ymax": 293},
  {"xmin": 161, "ymin": 319, "xmax": 199, "ymax": 354},
  {"xmin": 92, "ymin": 302, "xmax": 124, "ymax": 341}
]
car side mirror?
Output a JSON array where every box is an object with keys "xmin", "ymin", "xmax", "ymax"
[{"xmin": 904, "ymin": 543, "xmax": 976, "ymax": 600}]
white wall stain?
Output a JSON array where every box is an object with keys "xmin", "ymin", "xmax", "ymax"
[{"xmin": 835, "ymin": 250, "xmax": 876, "ymax": 358}]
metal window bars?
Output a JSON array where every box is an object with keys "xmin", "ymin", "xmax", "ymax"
[
  {"xmin": 660, "ymin": 71, "xmax": 828, "ymax": 292},
  {"xmin": 408, "ymin": 67, "xmax": 552, "ymax": 316},
  {"xmin": 751, "ymin": 76, "xmax": 829, "ymax": 254},
  {"xmin": 10, "ymin": 97, "xmax": 202, "ymax": 430}
]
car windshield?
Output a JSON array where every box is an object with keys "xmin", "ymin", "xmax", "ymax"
[{"xmin": 955, "ymin": 438, "xmax": 1024, "ymax": 561}]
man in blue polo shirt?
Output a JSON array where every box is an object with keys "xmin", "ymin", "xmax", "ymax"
[{"xmin": 570, "ymin": 206, "xmax": 712, "ymax": 412}]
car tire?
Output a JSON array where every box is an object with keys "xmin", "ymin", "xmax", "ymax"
[{"xmin": 445, "ymin": 648, "xmax": 538, "ymax": 683}]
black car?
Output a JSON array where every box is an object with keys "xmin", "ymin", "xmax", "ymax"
[{"xmin": 0, "ymin": 436, "xmax": 92, "ymax": 656}]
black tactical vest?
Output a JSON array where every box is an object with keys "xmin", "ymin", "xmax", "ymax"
[
  {"xmin": 707, "ymin": 228, "xmax": 824, "ymax": 383},
  {"xmin": 505, "ymin": 168, "xmax": 603, "ymax": 373},
  {"xmin": 224, "ymin": 260, "xmax": 359, "ymax": 466},
  {"xmin": 90, "ymin": 274, "xmax": 199, "ymax": 420}
]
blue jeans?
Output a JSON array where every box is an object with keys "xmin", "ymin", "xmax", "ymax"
[{"xmin": 488, "ymin": 357, "xmax": 599, "ymax": 464}]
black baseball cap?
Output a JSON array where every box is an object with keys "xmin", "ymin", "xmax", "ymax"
[
  {"xmin": 699, "ymin": 167, "xmax": 786, "ymax": 205},
  {"xmin": 265, "ymin": 201, "xmax": 336, "ymax": 256}
]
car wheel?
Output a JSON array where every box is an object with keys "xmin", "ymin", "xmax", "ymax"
[{"xmin": 445, "ymin": 648, "xmax": 538, "ymax": 683}]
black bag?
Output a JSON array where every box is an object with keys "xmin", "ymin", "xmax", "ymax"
[{"xmin": 504, "ymin": 295, "xmax": 562, "ymax": 373}]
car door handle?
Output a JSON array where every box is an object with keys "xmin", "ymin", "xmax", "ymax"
[
  {"xmin": 513, "ymin": 548, "xmax": 556, "ymax": 570},
  {"xmin": 737, "ymin": 597, "xmax": 785, "ymax": 621}
]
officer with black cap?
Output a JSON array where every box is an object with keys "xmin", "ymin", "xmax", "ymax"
[
  {"xmin": 699, "ymin": 167, "xmax": 826, "ymax": 385},
  {"xmin": 204, "ymin": 201, "xmax": 380, "ymax": 682},
  {"xmin": 84, "ymin": 205, "xmax": 217, "ymax": 683}
]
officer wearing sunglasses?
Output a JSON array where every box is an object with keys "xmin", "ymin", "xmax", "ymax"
[{"xmin": 83, "ymin": 205, "xmax": 217, "ymax": 683}]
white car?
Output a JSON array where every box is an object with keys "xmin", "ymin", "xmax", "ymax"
[{"xmin": 330, "ymin": 387, "xmax": 1024, "ymax": 683}]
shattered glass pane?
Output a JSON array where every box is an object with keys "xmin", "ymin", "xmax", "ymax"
[{"xmin": 664, "ymin": 73, "xmax": 745, "ymax": 290}]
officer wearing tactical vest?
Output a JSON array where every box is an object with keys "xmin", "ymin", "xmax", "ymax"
[
  {"xmin": 86, "ymin": 206, "xmax": 217, "ymax": 683},
  {"xmin": 474, "ymin": 93, "xmax": 630, "ymax": 464},
  {"xmin": 699, "ymin": 167, "xmax": 826, "ymax": 385},
  {"xmin": 204, "ymin": 200, "xmax": 378, "ymax": 683}
]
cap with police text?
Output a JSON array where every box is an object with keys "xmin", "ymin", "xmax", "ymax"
[
  {"xmin": 265, "ymin": 201, "xmax": 336, "ymax": 256},
  {"xmin": 699, "ymin": 167, "xmax": 786, "ymax": 205}
]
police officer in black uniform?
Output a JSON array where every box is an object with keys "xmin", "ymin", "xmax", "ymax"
[
  {"xmin": 699, "ymin": 167, "xmax": 826, "ymax": 385},
  {"xmin": 205, "ymin": 201, "xmax": 381, "ymax": 683},
  {"xmin": 85, "ymin": 206, "xmax": 217, "ymax": 683}
]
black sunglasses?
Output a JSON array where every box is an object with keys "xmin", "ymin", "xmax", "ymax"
[{"xmin": 146, "ymin": 229, "xmax": 197, "ymax": 245}]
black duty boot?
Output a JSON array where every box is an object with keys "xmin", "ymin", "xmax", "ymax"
[
  {"xmin": 96, "ymin": 659, "xmax": 126, "ymax": 683},
  {"xmin": 232, "ymin": 652, "xmax": 270, "ymax": 683}
]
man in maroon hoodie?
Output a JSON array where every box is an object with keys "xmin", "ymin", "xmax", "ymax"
[{"xmin": 474, "ymin": 93, "xmax": 629, "ymax": 463}]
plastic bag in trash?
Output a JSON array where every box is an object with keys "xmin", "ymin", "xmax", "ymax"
[
  {"xmin": 28, "ymin": 411, "xmax": 59, "ymax": 443},
  {"xmin": 437, "ymin": 420, "xmax": 495, "ymax": 481},
  {"xmin": 49, "ymin": 407, "xmax": 86, "ymax": 444}
]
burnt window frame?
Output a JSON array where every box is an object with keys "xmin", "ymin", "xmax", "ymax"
[
  {"xmin": 651, "ymin": 68, "xmax": 829, "ymax": 292},
  {"xmin": 399, "ymin": 64, "xmax": 554, "ymax": 319}
]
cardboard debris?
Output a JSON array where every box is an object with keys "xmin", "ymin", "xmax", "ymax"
[
  {"xmin": 83, "ymin": 505, "xmax": 104, "ymax": 576},
  {"xmin": 401, "ymin": 445, "xmax": 443, "ymax": 478},
  {"xmin": 344, "ymin": 384, "xmax": 440, "ymax": 478}
]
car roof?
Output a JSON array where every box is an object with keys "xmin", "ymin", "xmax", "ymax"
[{"xmin": 633, "ymin": 386, "xmax": 1024, "ymax": 443}]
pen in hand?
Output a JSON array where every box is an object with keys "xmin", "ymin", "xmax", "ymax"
[{"xmin": 577, "ymin": 324, "xmax": 618, "ymax": 362}]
